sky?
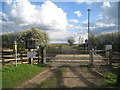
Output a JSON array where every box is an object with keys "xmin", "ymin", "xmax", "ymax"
[{"xmin": 0, "ymin": 0, "xmax": 119, "ymax": 43}]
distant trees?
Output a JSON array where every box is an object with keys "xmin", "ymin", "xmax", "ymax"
[
  {"xmin": 95, "ymin": 32, "xmax": 119, "ymax": 51},
  {"xmin": 89, "ymin": 33, "xmax": 97, "ymax": 48},
  {"xmin": 89, "ymin": 32, "xmax": 119, "ymax": 51},
  {"xmin": 2, "ymin": 28, "xmax": 49, "ymax": 49},
  {"xmin": 67, "ymin": 37, "xmax": 75, "ymax": 46}
]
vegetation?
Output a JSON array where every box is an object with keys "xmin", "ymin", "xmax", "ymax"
[
  {"xmin": 67, "ymin": 37, "xmax": 75, "ymax": 46},
  {"xmin": 89, "ymin": 31, "xmax": 119, "ymax": 51},
  {"xmin": 2, "ymin": 64, "xmax": 46, "ymax": 88},
  {"xmin": 104, "ymin": 66, "xmax": 120, "ymax": 88},
  {"xmin": 2, "ymin": 28, "xmax": 49, "ymax": 49}
]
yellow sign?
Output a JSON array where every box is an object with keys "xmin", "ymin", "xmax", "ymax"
[{"xmin": 13, "ymin": 45, "xmax": 17, "ymax": 51}]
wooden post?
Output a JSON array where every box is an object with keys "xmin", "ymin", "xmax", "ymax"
[
  {"xmin": 14, "ymin": 41, "xmax": 17, "ymax": 67},
  {"xmin": 109, "ymin": 49, "xmax": 112, "ymax": 66},
  {"xmin": 38, "ymin": 47, "xmax": 40, "ymax": 64},
  {"xmin": 59, "ymin": 46, "xmax": 62, "ymax": 54},
  {"xmin": 105, "ymin": 50, "xmax": 109, "ymax": 65},
  {"xmin": 28, "ymin": 49, "xmax": 33, "ymax": 64},
  {"xmin": 41, "ymin": 47, "xmax": 46, "ymax": 64},
  {"xmin": 89, "ymin": 49, "xmax": 94, "ymax": 66},
  {"xmin": 2, "ymin": 50, "xmax": 4, "ymax": 65}
]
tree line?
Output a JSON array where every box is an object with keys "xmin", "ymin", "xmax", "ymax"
[{"xmin": 89, "ymin": 31, "xmax": 120, "ymax": 51}]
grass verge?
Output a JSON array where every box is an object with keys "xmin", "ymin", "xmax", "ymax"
[
  {"xmin": 104, "ymin": 65, "xmax": 119, "ymax": 88},
  {"xmin": 2, "ymin": 64, "xmax": 46, "ymax": 88}
]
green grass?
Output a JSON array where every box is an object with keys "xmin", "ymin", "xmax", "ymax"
[
  {"xmin": 104, "ymin": 66, "xmax": 119, "ymax": 88},
  {"xmin": 39, "ymin": 67, "xmax": 65, "ymax": 88},
  {"xmin": 2, "ymin": 64, "xmax": 46, "ymax": 88},
  {"xmin": 73, "ymin": 46, "xmax": 82, "ymax": 50}
]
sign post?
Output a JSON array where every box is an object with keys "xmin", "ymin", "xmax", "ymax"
[
  {"xmin": 13, "ymin": 41, "xmax": 17, "ymax": 67},
  {"xmin": 26, "ymin": 39, "xmax": 37, "ymax": 64},
  {"xmin": 27, "ymin": 50, "xmax": 36, "ymax": 64},
  {"xmin": 105, "ymin": 45, "xmax": 112, "ymax": 66}
]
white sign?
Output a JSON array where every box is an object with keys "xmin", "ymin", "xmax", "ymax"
[
  {"xmin": 105, "ymin": 45, "xmax": 112, "ymax": 50},
  {"xmin": 27, "ymin": 51, "xmax": 36, "ymax": 58}
]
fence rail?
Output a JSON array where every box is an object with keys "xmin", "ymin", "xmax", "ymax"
[
  {"xmin": 1, "ymin": 48, "xmax": 120, "ymax": 65},
  {"xmin": 1, "ymin": 49, "xmax": 40, "ymax": 65}
]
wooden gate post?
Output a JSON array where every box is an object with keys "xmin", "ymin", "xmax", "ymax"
[
  {"xmin": 37, "ymin": 47, "xmax": 40, "ymax": 64},
  {"xmin": 109, "ymin": 49, "xmax": 112, "ymax": 66},
  {"xmin": 41, "ymin": 46, "xmax": 46, "ymax": 64},
  {"xmin": 59, "ymin": 46, "xmax": 62, "ymax": 54},
  {"xmin": 2, "ymin": 50, "xmax": 4, "ymax": 65},
  {"xmin": 89, "ymin": 48, "xmax": 94, "ymax": 66}
]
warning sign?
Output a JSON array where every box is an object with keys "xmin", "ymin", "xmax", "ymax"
[
  {"xmin": 105, "ymin": 45, "xmax": 112, "ymax": 50},
  {"xmin": 27, "ymin": 51, "xmax": 36, "ymax": 58}
]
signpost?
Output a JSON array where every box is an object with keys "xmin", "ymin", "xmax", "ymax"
[
  {"xmin": 26, "ymin": 39, "xmax": 38, "ymax": 64},
  {"xmin": 13, "ymin": 41, "xmax": 17, "ymax": 67},
  {"xmin": 27, "ymin": 51, "xmax": 36, "ymax": 64},
  {"xmin": 105, "ymin": 45, "xmax": 112, "ymax": 66}
]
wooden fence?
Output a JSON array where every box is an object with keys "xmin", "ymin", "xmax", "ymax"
[{"xmin": 1, "ymin": 49, "xmax": 40, "ymax": 65}]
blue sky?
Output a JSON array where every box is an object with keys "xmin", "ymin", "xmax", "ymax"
[{"xmin": 0, "ymin": 0, "xmax": 118, "ymax": 43}]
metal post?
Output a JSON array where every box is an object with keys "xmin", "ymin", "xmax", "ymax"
[
  {"xmin": 14, "ymin": 41, "xmax": 17, "ymax": 67},
  {"xmin": 87, "ymin": 9, "xmax": 91, "ymax": 51}
]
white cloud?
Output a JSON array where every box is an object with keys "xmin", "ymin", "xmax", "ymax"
[
  {"xmin": 90, "ymin": 2, "xmax": 118, "ymax": 34},
  {"xmin": 4, "ymin": 0, "xmax": 68, "ymax": 31},
  {"xmin": 68, "ymin": 19, "xmax": 78, "ymax": 23},
  {"xmin": 75, "ymin": 0, "xmax": 119, "ymax": 3},
  {"xmin": 103, "ymin": 2, "xmax": 111, "ymax": 7},
  {"xmin": 74, "ymin": 11, "xmax": 82, "ymax": 17},
  {"xmin": 2, "ymin": 0, "xmax": 70, "ymax": 43},
  {"xmin": 83, "ymin": 19, "xmax": 88, "ymax": 24}
]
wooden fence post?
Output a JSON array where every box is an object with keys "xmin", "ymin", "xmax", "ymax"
[
  {"xmin": 89, "ymin": 49, "xmax": 94, "ymax": 66},
  {"xmin": 109, "ymin": 49, "xmax": 112, "ymax": 66},
  {"xmin": 38, "ymin": 47, "xmax": 41, "ymax": 64},
  {"xmin": 41, "ymin": 46, "xmax": 46, "ymax": 64},
  {"xmin": 2, "ymin": 50, "xmax": 4, "ymax": 65},
  {"xmin": 59, "ymin": 46, "xmax": 62, "ymax": 54}
]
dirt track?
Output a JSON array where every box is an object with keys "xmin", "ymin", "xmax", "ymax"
[{"xmin": 17, "ymin": 47, "xmax": 105, "ymax": 88}]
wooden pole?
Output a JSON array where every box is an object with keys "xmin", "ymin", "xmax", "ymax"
[
  {"xmin": 14, "ymin": 41, "xmax": 17, "ymax": 67},
  {"xmin": 28, "ymin": 49, "xmax": 33, "ymax": 64},
  {"xmin": 109, "ymin": 49, "xmax": 112, "ymax": 66},
  {"xmin": 41, "ymin": 47, "xmax": 46, "ymax": 64},
  {"xmin": 89, "ymin": 49, "xmax": 94, "ymax": 66}
]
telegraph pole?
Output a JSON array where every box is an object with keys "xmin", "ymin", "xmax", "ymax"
[{"xmin": 87, "ymin": 9, "xmax": 91, "ymax": 51}]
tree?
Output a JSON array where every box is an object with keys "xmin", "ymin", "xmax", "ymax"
[
  {"xmin": 89, "ymin": 33, "xmax": 97, "ymax": 49},
  {"xmin": 67, "ymin": 37, "xmax": 75, "ymax": 46},
  {"xmin": 2, "ymin": 28, "xmax": 49, "ymax": 49}
]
